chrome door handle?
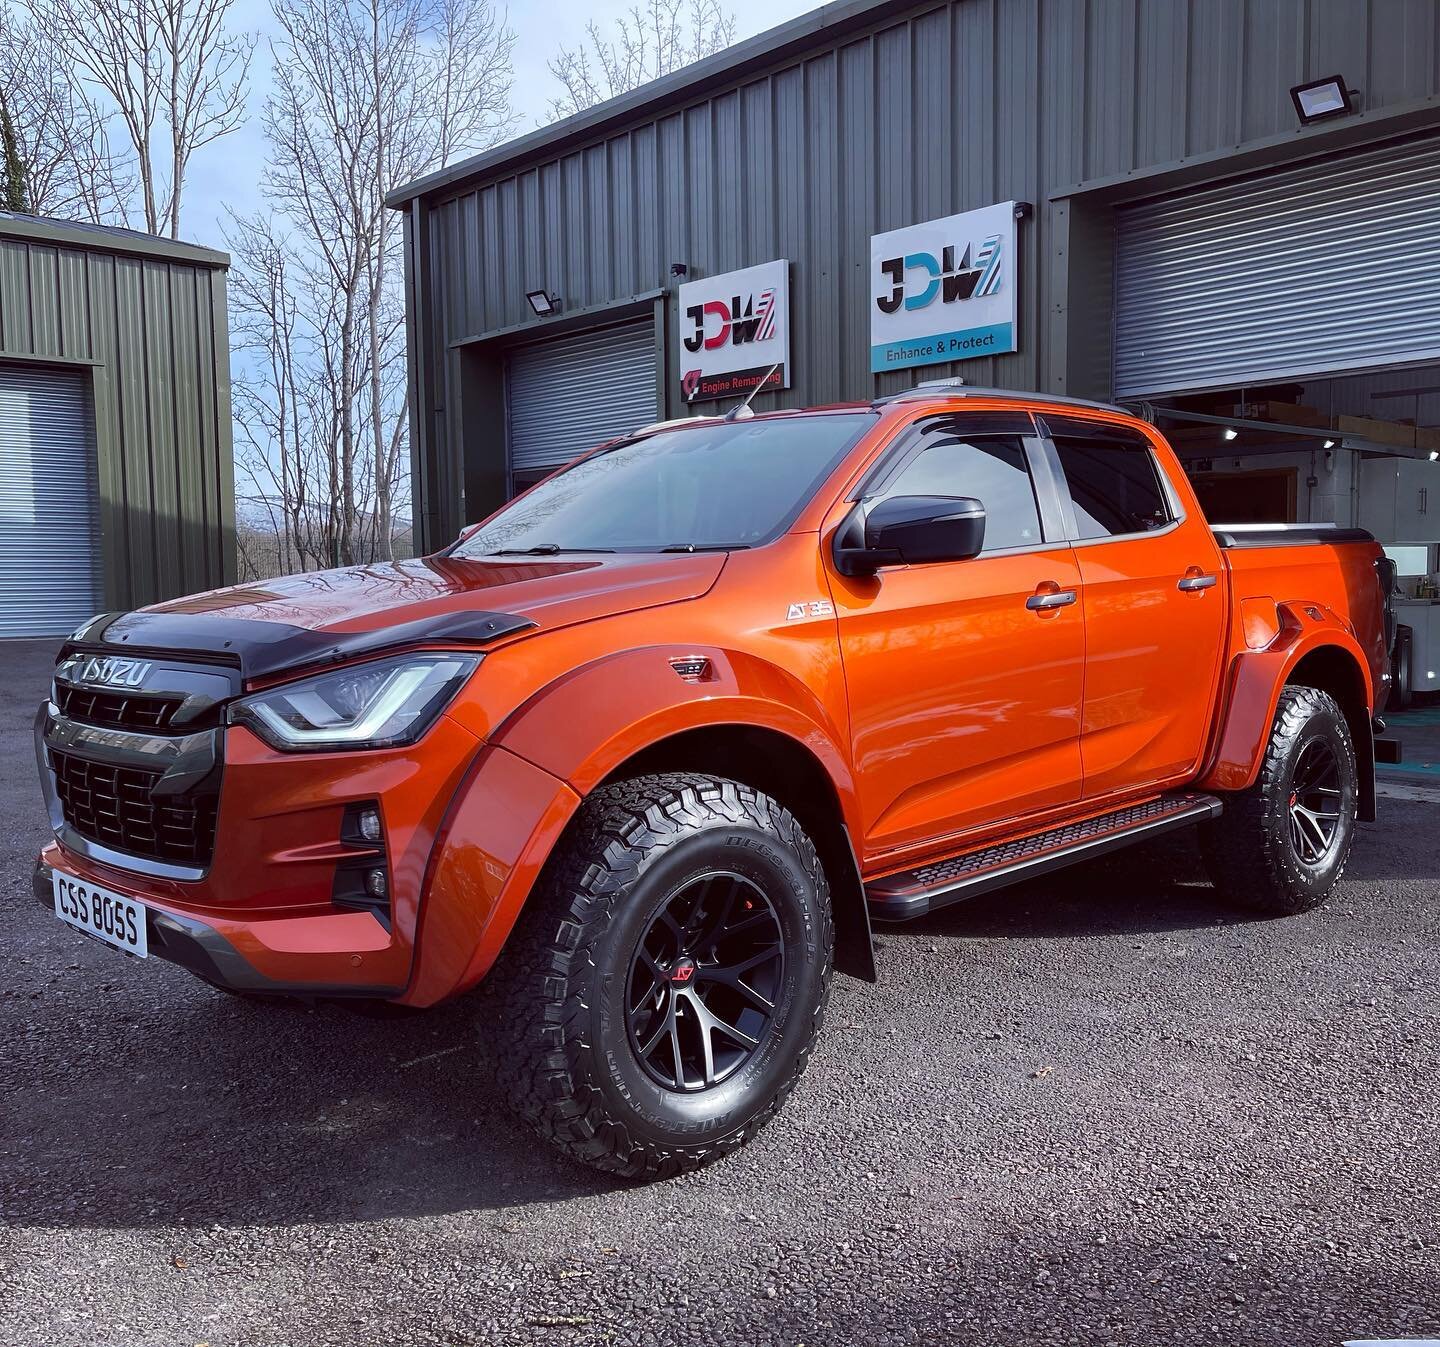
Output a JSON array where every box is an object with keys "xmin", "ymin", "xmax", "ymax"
[
  {"xmin": 1177, "ymin": 573, "xmax": 1218, "ymax": 591},
  {"xmin": 1026, "ymin": 589, "xmax": 1077, "ymax": 611}
]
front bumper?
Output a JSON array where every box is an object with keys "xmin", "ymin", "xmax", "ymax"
[{"xmin": 33, "ymin": 856, "xmax": 399, "ymax": 999}]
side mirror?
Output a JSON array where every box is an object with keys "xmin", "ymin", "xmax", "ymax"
[{"xmin": 833, "ymin": 495, "xmax": 987, "ymax": 577}]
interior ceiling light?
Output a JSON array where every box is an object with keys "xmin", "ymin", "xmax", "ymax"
[
  {"xmin": 526, "ymin": 289, "xmax": 558, "ymax": 318},
  {"xmin": 1290, "ymin": 75, "xmax": 1355, "ymax": 125}
]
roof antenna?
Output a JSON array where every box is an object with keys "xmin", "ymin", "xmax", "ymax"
[{"xmin": 724, "ymin": 363, "xmax": 780, "ymax": 422}]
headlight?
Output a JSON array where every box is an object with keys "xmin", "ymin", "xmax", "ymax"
[{"xmin": 230, "ymin": 652, "xmax": 481, "ymax": 752}]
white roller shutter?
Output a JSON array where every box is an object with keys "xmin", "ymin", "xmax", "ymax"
[
  {"xmin": 1114, "ymin": 135, "xmax": 1440, "ymax": 398},
  {"xmin": 506, "ymin": 320, "xmax": 658, "ymax": 478},
  {"xmin": 0, "ymin": 365, "xmax": 102, "ymax": 638}
]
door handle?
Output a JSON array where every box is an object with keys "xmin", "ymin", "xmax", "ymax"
[
  {"xmin": 1178, "ymin": 572, "xmax": 1218, "ymax": 591},
  {"xmin": 1026, "ymin": 588, "xmax": 1077, "ymax": 611}
]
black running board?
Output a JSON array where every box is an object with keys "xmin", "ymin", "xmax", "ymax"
[{"xmin": 865, "ymin": 791, "xmax": 1224, "ymax": 922}]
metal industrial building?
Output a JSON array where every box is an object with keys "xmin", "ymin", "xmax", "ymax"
[
  {"xmin": 0, "ymin": 214, "xmax": 235, "ymax": 637},
  {"xmin": 392, "ymin": 0, "xmax": 1440, "ymax": 695}
]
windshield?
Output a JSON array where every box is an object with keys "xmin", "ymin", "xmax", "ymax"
[{"xmin": 452, "ymin": 413, "xmax": 876, "ymax": 556}]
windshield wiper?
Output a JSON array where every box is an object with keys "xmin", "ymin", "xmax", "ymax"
[
  {"xmin": 483, "ymin": 544, "xmax": 615, "ymax": 555},
  {"xmin": 659, "ymin": 543, "xmax": 751, "ymax": 553}
]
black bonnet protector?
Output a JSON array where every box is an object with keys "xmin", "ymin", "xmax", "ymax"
[{"xmin": 66, "ymin": 608, "xmax": 537, "ymax": 682}]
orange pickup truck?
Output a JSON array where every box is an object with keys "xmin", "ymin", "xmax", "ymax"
[{"xmin": 35, "ymin": 386, "xmax": 1397, "ymax": 1178}]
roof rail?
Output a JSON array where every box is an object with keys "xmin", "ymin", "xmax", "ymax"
[{"xmin": 872, "ymin": 379, "xmax": 1129, "ymax": 416}]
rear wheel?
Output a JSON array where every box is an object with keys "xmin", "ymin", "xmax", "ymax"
[
  {"xmin": 1201, "ymin": 685, "xmax": 1358, "ymax": 916},
  {"xmin": 487, "ymin": 772, "xmax": 833, "ymax": 1180}
]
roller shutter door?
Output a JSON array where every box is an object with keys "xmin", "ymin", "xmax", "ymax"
[
  {"xmin": 506, "ymin": 320, "xmax": 658, "ymax": 482},
  {"xmin": 0, "ymin": 365, "xmax": 101, "ymax": 638},
  {"xmin": 1114, "ymin": 135, "xmax": 1440, "ymax": 398}
]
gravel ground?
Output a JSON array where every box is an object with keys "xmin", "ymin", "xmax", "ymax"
[{"xmin": 2, "ymin": 636, "xmax": 1437, "ymax": 1347}]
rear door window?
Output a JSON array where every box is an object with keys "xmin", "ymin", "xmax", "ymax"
[
  {"xmin": 876, "ymin": 420, "xmax": 1044, "ymax": 553},
  {"xmin": 1045, "ymin": 416, "xmax": 1173, "ymax": 540}
]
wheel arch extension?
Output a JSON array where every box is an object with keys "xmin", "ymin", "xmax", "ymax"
[
  {"xmin": 1203, "ymin": 625, "xmax": 1376, "ymax": 821},
  {"xmin": 596, "ymin": 724, "xmax": 877, "ymax": 983}
]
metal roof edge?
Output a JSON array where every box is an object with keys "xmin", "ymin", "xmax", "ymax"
[
  {"xmin": 0, "ymin": 213, "xmax": 230, "ymax": 268},
  {"xmin": 385, "ymin": 0, "xmax": 914, "ymax": 209}
]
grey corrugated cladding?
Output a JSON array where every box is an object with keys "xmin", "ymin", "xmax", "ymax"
[
  {"xmin": 393, "ymin": 0, "xmax": 1440, "ymax": 548},
  {"xmin": 0, "ymin": 213, "xmax": 235, "ymax": 611}
]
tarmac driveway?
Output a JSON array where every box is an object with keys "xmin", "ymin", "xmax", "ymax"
[{"xmin": 2, "ymin": 637, "xmax": 1437, "ymax": 1346}]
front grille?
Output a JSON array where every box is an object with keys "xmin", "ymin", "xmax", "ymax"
[
  {"xmin": 54, "ymin": 683, "xmax": 185, "ymax": 732},
  {"xmin": 51, "ymin": 749, "xmax": 218, "ymax": 867}
]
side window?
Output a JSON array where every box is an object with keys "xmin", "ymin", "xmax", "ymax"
[
  {"xmin": 879, "ymin": 425, "xmax": 1044, "ymax": 553},
  {"xmin": 1047, "ymin": 418, "xmax": 1173, "ymax": 539}
]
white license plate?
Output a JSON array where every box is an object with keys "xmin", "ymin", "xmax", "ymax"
[{"xmin": 52, "ymin": 869, "xmax": 149, "ymax": 958}]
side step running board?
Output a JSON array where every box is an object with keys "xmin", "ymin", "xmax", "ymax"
[{"xmin": 865, "ymin": 791, "xmax": 1223, "ymax": 922}]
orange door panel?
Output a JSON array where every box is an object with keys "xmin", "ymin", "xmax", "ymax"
[
  {"xmin": 1073, "ymin": 529, "xmax": 1228, "ymax": 795},
  {"xmin": 830, "ymin": 548, "xmax": 1085, "ymax": 859}
]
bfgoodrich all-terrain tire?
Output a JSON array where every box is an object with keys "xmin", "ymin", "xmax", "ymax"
[
  {"xmin": 487, "ymin": 773, "xmax": 834, "ymax": 1180},
  {"xmin": 1201, "ymin": 684, "xmax": 1358, "ymax": 916}
]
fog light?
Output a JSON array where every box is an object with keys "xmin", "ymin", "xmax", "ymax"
[
  {"xmin": 365, "ymin": 868, "xmax": 387, "ymax": 899},
  {"xmin": 358, "ymin": 807, "xmax": 383, "ymax": 843}
]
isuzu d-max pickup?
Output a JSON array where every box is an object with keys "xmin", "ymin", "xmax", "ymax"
[{"xmin": 36, "ymin": 385, "xmax": 1396, "ymax": 1178}]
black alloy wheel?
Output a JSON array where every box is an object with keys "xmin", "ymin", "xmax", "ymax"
[
  {"xmin": 487, "ymin": 773, "xmax": 834, "ymax": 1180},
  {"xmin": 1201, "ymin": 684, "xmax": 1357, "ymax": 916},
  {"xmin": 626, "ymin": 872, "xmax": 785, "ymax": 1092},
  {"xmin": 1286, "ymin": 739, "xmax": 1344, "ymax": 866}
]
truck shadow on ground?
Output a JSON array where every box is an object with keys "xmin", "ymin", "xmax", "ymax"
[
  {"xmin": 889, "ymin": 829, "xmax": 1253, "ymax": 941},
  {"xmin": 3, "ymin": 817, "xmax": 1422, "ymax": 1233}
]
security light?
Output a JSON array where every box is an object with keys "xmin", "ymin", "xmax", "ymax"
[
  {"xmin": 1430, "ymin": 450, "xmax": 1439, "ymax": 462},
  {"xmin": 525, "ymin": 289, "xmax": 558, "ymax": 317},
  {"xmin": 1290, "ymin": 75, "xmax": 1354, "ymax": 125},
  {"xmin": 1222, "ymin": 427, "xmax": 1238, "ymax": 441},
  {"xmin": 1323, "ymin": 438, "xmax": 1337, "ymax": 449}
]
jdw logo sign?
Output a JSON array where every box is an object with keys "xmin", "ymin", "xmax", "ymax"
[
  {"xmin": 875, "ymin": 236, "xmax": 1003, "ymax": 314},
  {"xmin": 683, "ymin": 288, "xmax": 779, "ymax": 352}
]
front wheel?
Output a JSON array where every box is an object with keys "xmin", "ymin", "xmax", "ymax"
[
  {"xmin": 487, "ymin": 773, "xmax": 834, "ymax": 1180},
  {"xmin": 1201, "ymin": 685, "xmax": 1358, "ymax": 916}
]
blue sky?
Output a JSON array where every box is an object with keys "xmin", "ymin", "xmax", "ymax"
[{"xmin": 181, "ymin": 0, "xmax": 822, "ymax": 252}]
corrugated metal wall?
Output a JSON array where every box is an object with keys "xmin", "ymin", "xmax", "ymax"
[
  {"xmin": 0, "ymin": 218, "xmax": 234, "ymax": 615},
  {"xmin": 406, "ymin": 0, "xmax": 1440, "ymax": 544}
]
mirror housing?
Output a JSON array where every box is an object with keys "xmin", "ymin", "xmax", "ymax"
[{"xmin": 833, "ymin": 494, "xmax": 987, "ymax": 576}]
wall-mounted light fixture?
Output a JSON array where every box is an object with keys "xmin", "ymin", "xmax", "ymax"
[
  {"xmin": 1290, "ymin": 75, "xmax": 1355, "ymax": 126},
  {"xmin": 1222, "ymin": 427, "xmax": 1238, "ymax": 441},
  {"xmin": 1430, "ymin": 449, "xmax": 1439, "ymax": 462},
  {"xmin": 1323, "ymin": 438, "xmax": 1337, "ymax": 449},
  {"xmin": 669, "ymin": 262, "xmax": 689, "ymax": 278},
  {"xmin": 526, "ymin": 289, "xmax": 560, "ymax": 318}
]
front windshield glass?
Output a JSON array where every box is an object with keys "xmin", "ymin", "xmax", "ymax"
[{"xmin": 452, "ymin": 413, "xmax": 876, "ymax": 556}]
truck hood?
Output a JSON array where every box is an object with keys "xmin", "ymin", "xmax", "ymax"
[
  {"xmin": 146, "ymin": 553, "xmax": 726, "ymax": 633},
  {"xmin": 81, "ymin": 553, "xmax": 725, "ymax": 681}
]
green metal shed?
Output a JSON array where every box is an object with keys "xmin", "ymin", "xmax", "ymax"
[{"xmin": 0, "ymin": 213, "xmax": 234, "ymax": 637}]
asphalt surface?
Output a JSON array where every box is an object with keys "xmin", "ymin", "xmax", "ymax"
[{"xmin": 2, "ymin": 635, "xmax": 1438, "ymax": 1346}]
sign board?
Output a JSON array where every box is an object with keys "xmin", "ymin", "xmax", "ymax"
[
  {"xmin": 677, "ymin": 259, "xmax": 790, "ymax": 402},
  {"xmin": 869, "ymin": 202, "xmax": 1018, "ymax": 374}
]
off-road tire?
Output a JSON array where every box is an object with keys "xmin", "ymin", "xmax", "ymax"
[
  {"xmin": 1201, "ymin": 685, "xmax": 1358, "ymax": 916},
  {"xmin": 486, "ymin": 772, "xmax": 834, "ymax": 1180}
]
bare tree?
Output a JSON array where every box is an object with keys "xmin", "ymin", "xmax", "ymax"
[
  {"xmin": 227, "ymin": 0, "xmax": 514, "ymax": 573},
  {"xmin": 0, "ymin": 2, "xmax": 132, "ymax": 222},
  {"xmin": 32, "ymin": 0, "xmax": 253, "ymax": 237},
  {"xmin": 546, "ymin": 0, "xmax": 736, "ymax": 121}
]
